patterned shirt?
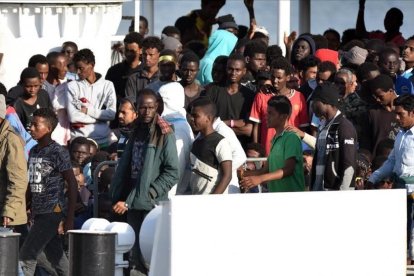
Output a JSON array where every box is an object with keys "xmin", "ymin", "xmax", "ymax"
[
  {"xmin": 313, "ymin": 111, "xmax": 341, "ymax": 191},
  {"xmin": 131, "ymin": 139, "xmax": 148, "ymax": 180},
  {"xmin": 28, "ymin": 141, "xmax": 72, "ymax": 215}
]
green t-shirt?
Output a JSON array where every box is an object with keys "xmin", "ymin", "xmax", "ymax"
[{"xmin": 267, "ymin": 131, "xmax": 305, "ymax": 192}]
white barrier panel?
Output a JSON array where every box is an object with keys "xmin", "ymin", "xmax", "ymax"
[
  {"xmin": 149, "ymin": 190, "xmax": 406, "ymax": 276},
  {"xmin": 140, "ymin": 205, "xmax": 163, "ymax": 264}
]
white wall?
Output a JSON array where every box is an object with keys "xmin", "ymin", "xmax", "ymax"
[
  {"xmin": 149, "ymin": 190, "xmax": 406, "ymax": 276},
  {"xmin": 0, "ymin": 2, "xmax": 124, "ymax": 90}
]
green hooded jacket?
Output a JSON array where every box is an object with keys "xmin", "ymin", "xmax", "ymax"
[{"xmin": 110, "ymin": 115, "xmax": 179, "ymax": 211}]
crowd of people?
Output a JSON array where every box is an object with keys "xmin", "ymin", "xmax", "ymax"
[{"xmin": 1, "ymin": 0, "xmax": 414, "ymax": 275}]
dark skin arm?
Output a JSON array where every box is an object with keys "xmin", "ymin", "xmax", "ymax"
[
  {"xmin": 252, "ymin": 122, "xmax": 260, "ymax": 143},
  {"xmin": 211, "ymin": 160, "xmax": 233, "ymax": 194},
  {"xmin": 240, "ymin": 157, "xmax": 297, "ymax": 190},
  {"xmin": 356, "ymin": 0, "xmax": 368, "ymax": 38},
  {"xmin": 223, "ymin": 120, "xmax": 253, "ymax": 137},
  {"xmin": 244, "ymin": 0, "xmax": 257, "ymax": 39},
  {"xmin": 62, "ymin": 169, "xmax": 77, "ymax": 232},
  {"xmin": 242, "ymin": 162, "xmax": 269, "ymax": 177},
  {"xmin": 284, "ymin": 31, "xmax": 297, "ymax": 61},
  {"xmin": 113, "ymin": 201, "xmax": 128, "ymax": 215},
  {"xmin": 234, "ymin": 122, "xmax": 253, "ymax": 137}
]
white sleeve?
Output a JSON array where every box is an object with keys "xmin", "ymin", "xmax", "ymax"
[
  {"xmin": 215, "ymin": 138, "xmax": 233, "ymax": 163},
  {"xmin": 302, "ymin": 132, "xmax": 316, "ymax": 149},
  {"xmin": 86, "ymin": 81, "xmax": 117, "ymax": 121},
  {"xmin": 215, "ymin": 123, "xmax": 247, "ymax": 169},
  {"xmin": 66, "ymin": 82, "xmax": 96, "ymax": 124}
]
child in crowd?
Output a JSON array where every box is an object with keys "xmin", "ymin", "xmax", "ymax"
[
  {"xmin": 355, "ymin": 151, "xmax": 372, "ymax": 190},
  {"xmin": 189, "ymin": 97, "xmax": 232, "ymax": 194},
  {"xmin": 14, "ymin": 67, "xmax": 53, "ymax": 131},
  {"xmin": 70, "ymin": 137, "xmax": 91, "ymax": 168},
  {"xmin": 84, "ymin": 138, "xmax": 100, "ymax": 187},
  {"xmin": 240, "ymin": 95, "xmax": 305, "ymax": 193},
  {"xmin": 72, "ymin": 161, "xmax": 90, "ymax": 206},
  {"xmin": 71, "ymin": 161, "xmax": 91, "ymax": 229},
  {"xmin": 87, "ymin": 137, "xmax": 99, "ymax": 156},
  {"xmin": 20, "ymin": 108, "xmax": 77, "ymax": 276}
]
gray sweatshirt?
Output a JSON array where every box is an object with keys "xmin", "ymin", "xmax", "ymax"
[{"xmin": 66, "ymin": 75, "xmax": 116, "ymax": 145}]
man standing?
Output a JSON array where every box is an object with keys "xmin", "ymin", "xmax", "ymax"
[
  {"xmin": 335, "ymin": 68, "xmax": 366, "ymax": 144},
  {"xmin": 178, "ymin": 0, "xmax": 226, "ymax": 46},
  {"xmin": 125, "ymin": 36, "xmax": 163, "ymax": 101},
  {"xmin": 179, "ymin": 52, "xmax": 204, "ymax": 109},
  {"xmin": 66, "ymin": 49, "xmax": 117, "ymax": 148},
  {"xmin": 106, "ymin": 32, "xmax": 143, "ymax": 100},
  {"xmin": 116, "ymin": 96, "xmax": 138, "ymax": 159},
  {"xmin": 367, "ymin": 95, "xmax": 414, "ymax": 263},
  {"xmin": 359, "ymin": 74, "xmax": 399, "ymax": 156},
  {"xmin": 7, "ymin": 54, "xmax": 53, "ymax": 106},
  {"xmin": 310, "ymin": 83, "xmax": 357, "ymax": 191},
  {"xmin": 110, "ymin": 89, "xmax": 179, "ymax": 276},
  {"xmin": 204, "ymin": 53, "xmax": 255, "ymax": 146},
  {"xmin": 0, "ymin": 94, "xmax": 28, "ymax": 232},
  {"xmin": 241, "ymin": 40, "xmax": 267, "ymax": 91},
  {"xmin": 397, "ymin": 36, "xmax": 414, "ymax": 95}
]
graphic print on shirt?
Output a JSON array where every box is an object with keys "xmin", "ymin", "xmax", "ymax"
[
  {"xmin": 28, "ymin": 142, "xmax": 72, "ymax": 215},
  {"xmin": 131, "ymin": 140, "xmax": 147, "ymax": 179},
  {"xmin": 28, "ymin": 157, "xmax": 44, "ymax": 192},
  {"xmin": 190, "ymin": 132, "xmax": 232, "ymax": 194}
]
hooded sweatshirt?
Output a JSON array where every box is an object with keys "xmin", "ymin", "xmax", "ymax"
[
  {"xmin": 159, "ymin": 82, "xmax": 194, "ymax": 194},
  {"xmin": 291, "ymin": 34, "xmax": 316, "ymax": 66},
  {"xmin": 66, "ymin": 74, "xmax": 117, "ymax": 145},
  {"xmin": 197, "ymin": 30, "xmax": 238, "ymax": 86}
]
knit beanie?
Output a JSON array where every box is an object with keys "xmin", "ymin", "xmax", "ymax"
[
  {"xmin": 315, "ymin": 49, "xmax": 339, "ymax": 67},
  {"xmin": 312, "ymin": 82, "xmax": 340, "ymax": 107},
  {"xmin": 342, "ymin": 46, "xmax": 368, "ymax": 66},
  {"xmin": 161, "ymin": 34, "xmax": 182, "ymax": 52}
]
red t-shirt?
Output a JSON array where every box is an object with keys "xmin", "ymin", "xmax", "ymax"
[
  {"xmin": 249, "ymin": 90, "xmax": 309, "ymax": 155},
  {"xmin": 368, "ymin": 31, "xmax": 405, "ymax": 47}
]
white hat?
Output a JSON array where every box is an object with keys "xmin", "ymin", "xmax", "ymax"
[{"xmin": 254, "ymin": 26, "xmax": 269, "ymax": 37}]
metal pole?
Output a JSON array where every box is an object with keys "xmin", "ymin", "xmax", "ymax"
[
  {"xmin": 277, "ymin": 0, "xmax": 291, "ymax": 56},
  {"xmin": 93, "ymin": 160, "xmax": 118, "ymax": 218},
  {"xmin": 299, "ymin": 0, "xmax": 311, "ymax": 34},
  {"xmin": 134, "ymin": 0, "xmax": 140, "ymax": 33},
  {"xmin": 141, "ymin": 0, "xmax": 154, "ymax": 35}
]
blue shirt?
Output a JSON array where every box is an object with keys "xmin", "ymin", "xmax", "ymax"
[
  {"xmin": 395, "ymin": 69, "xmax": 414, "ymax": 96},
  {"xmin": 369, "ymin": 125, "xmax": 414, "ymax": 183},
  {"xmin": 6, "ymin": 110, "xmax": 37, "ymax": 159}
]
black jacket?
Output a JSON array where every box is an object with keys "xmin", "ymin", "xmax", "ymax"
[{"xmin": 311, "ymin": 113, "xmax": 357, "ymax": 190}]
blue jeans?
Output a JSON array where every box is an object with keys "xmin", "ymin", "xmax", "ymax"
[{"xmin": 19, "ymin": 213, "xmax": 68, "ymax": 276}]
